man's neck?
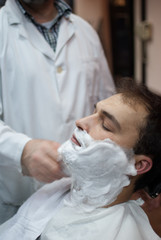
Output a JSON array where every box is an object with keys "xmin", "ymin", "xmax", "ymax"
[
  {"xmin": 19, "ymin": 0, "xmax": 57, "ymax": 23},
  {"xmin": 104, "ymin": 178, "xmax": 136, "ymax": 208}
]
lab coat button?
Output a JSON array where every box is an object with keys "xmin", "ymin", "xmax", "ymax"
[{"xmin": 57, "ymin": 66, "xmax": 63, "ymax": 73}]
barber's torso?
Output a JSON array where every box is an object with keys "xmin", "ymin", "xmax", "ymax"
[{"xmin": 0, "ymin": 0, "xmax": 114, "ymax": 210}]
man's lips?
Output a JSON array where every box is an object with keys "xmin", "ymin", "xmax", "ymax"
[{"xmin": 71, "ymin": 134, "xmax": 81, "ymax": 146}]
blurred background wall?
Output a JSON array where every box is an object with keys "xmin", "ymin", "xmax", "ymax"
[
  {"xmin": 70, "ymin": 0, "xmax": 161, "ymax": 93},
  {"xmin": 74, "ymin": 0, "xmax": 113, "ymax": 72},
  {"xmin": 134, "ymin": 0, "xmax": 161, "ymax": 93}
]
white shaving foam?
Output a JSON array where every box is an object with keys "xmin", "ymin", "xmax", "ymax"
[{"xmin": 58, "ymin": 127, "xmax": 137, "ymax": 212}]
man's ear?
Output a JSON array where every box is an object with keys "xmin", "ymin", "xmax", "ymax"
[{"xmin": 135, "ymin": 155, "xmax": 153, "ymax": 175}]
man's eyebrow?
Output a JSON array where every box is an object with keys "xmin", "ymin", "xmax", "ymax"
[{"xmin": 101, "ymin": 110, "xmax": 121, "ymax": 131}]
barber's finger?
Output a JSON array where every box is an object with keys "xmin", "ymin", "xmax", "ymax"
[
  {"xmin": 21, "ymin": 165, "xmax": 30, "ymax": 176},
  {"xmin": 44, "ymin": 158, "xmax": 66, "ymax": 180},
  {"xmin": 46, "ymin": 145, "xmax": 60, "ymax": 161},
  {"xmin": 33, "ymin": 157, "xmax": 66, "ymax": 182}
]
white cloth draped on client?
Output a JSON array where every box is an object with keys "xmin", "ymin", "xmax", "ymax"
[
  {"xmin": 0, "ymin": 178, "xmax": 159, "ymax": 240},
  {"xmin": 41, "ymin": 196, "xmax": 159, "ymax": 240},
  {"xmin": 0, "ymin": 178, "xmax": 71, "ymax": 240}
]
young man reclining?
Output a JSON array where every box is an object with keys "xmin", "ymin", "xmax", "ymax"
[{"xmin": 0, "ymin": 80, "xmax": 161, "ymax": 239}]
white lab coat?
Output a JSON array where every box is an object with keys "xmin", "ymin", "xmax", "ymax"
[
  {"xmin": 0, "ymin": 0, "xmax": 115, "ymax": 222},
  {"xmin": 0, "ymin": 178, "xmax": 160, "ymax": 240}
]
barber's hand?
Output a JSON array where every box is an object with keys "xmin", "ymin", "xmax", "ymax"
[
  {"xmin": 21, "ymin": 139, "xmax": 65, "ymax": 183},
  {"xmin": 138, "ymin": 190, "xmax": 161, "ymax": 211}
]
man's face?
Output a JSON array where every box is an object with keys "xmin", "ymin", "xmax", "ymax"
[
  {"xmin": 59, "ymin": 93, "xmax": 142, "ymax": 210},
  {"xmin": 73, "ymin": 94, "xmax": 148, "ymax": 149}
]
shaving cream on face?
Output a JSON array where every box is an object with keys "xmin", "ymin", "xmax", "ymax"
[{"xmin": 58, "ymin": 128, "xmax": 137, "ymax": 212}]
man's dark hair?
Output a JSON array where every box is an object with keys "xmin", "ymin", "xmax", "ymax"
[{"xmin": 117, "ymin": 78, "xmax": 161, "ymax": 196}]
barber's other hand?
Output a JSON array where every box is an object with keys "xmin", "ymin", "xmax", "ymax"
[{"xmin": 21, "ymin": 139, "xmax": 65, "ymax": 183}]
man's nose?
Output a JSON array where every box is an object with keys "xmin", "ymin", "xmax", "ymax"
[{"xmin": 75, "ymin": 116, "xmax": 90, "ymax": 133}]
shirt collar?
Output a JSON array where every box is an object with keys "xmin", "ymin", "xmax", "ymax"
[{"xmin": 55, "ymin": 0, "xmax": 71, "ymax": 18}]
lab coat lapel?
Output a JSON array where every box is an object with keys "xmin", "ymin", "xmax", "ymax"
[
  {"xmin": 55, "ymin": 17, "xmax": 75, "ymax": 59},
  {"xmin": 21, "ymin": 20, "xmax": 55, "ymax": 60},
  {"xmin": 7, "ymin": 0, "xmax": 55, "ymax": 60},
  {"xmin": 7, "ymin": 0, "xmax": 74, "ymax": 60}
]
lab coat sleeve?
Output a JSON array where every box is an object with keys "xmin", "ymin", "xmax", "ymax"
[
  {"xmin": 0, "ymin": 120, "xmax": 31, "ymax": 172},
  {"xmin": 0, "ymin": 12, "xmax": 31, "ymax": 172}
]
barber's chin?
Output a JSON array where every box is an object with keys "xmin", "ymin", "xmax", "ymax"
[{"xmin": 22, "ymin": 0, "xmax": 46, "ymax": 4}]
